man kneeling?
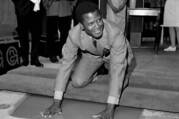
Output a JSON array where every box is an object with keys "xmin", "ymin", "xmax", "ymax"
[{"xmin": 42, "ymin": 1, "xmax": 135, "ymax": 119}]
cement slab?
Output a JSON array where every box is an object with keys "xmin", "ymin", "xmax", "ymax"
[
  {"xmin": 12, "ymin": 94, "xmax": 142, "ymax": 119},
  {"xmin": 0, "ymin": 90, "xmax": 27, "ymax": 119},
  {"xmin": 1, "ymin": 91, "xmax": 179, "ymax": 119}
]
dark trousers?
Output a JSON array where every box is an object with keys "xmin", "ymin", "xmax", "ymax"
[
  {"xmin": 17, "ymin": 10, "xmax": 43, "ymax": 62},
  {"xmin": 47, "ymin": 16, "xmax": 71, "ymax": 58}
]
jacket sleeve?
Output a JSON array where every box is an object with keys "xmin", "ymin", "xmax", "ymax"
[
  {"xmin": 108, "ymin": 31, "xmax": 127, "ymax": 97},
  {"xmin": 55, "ymin": 32, "xmax": 78, "ymax": 92}
]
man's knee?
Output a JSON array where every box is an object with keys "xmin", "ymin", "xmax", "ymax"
[{"xmin": 71, "ymin": 77, "xmax": 87, "ymax": 88}]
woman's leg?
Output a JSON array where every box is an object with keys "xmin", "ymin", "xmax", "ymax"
[
  {"xmin": 176, "ymin": 27, "xmax": 179, "ymax": 46},
  {"xmin": 46, "ymin": 16, "xmax": 59, "ymax": 62},
  {"xmin": 58, "ymin": 16, "xmax": 72, "ymax": 58},
  {"xmin": 164, "ymin": 27, "xmax": 177, "ymax": 51},
  {"xmin": 169, "ymin": 27, "xmax": 176, "ymax": 47}
]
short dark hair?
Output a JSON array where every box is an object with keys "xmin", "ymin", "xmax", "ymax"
[{"xmin": 75, "ymin": 1, "xmax": 99, "ymax": 23}]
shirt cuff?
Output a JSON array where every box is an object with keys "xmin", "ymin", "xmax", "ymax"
[
  {"xmin": 54, "ymin": 91, "xmax": 64, "ymax": 100},
  {"xmin": 107, "ymin": 96, "xmax": 119, "ymax": 105}
]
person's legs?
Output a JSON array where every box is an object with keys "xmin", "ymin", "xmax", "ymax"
[
  {"xmin": 17, "ymin": 15, "xmax": 29, "ymax": 66},
  {"xmin": 58, "ymin": 16, "xmax": 72, "ymax": 58},
  {"xmin": 176, "ymin": 27, "xmax": 179, "ymax": 46},
  {"xmin": 47, "ymin": 16, "xmax": 59, "ymax": 63},
  {"xmin": 30, "ymin": 11, "xmax": 43, "ymax": 67},
  {"xmin": 164, "ymin": 27, "xmax": 176, "ymax": 51},
  {"xmin": 71, "ymin": 54, "xmax": 103, "ymax": 88},
  {"xmin": 169, "ymin": 27, "xmax": 176, "ymax": 47}
]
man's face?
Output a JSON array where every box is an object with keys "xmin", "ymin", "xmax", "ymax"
[{"xmin": 81, "ymin": 10, "xmax": 104, "ymax": 39}]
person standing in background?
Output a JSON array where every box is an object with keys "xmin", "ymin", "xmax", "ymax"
[
  {"xmin": 12, "ymin": 0, "xmax": 44, "ymax": 67},
  {"xmin": 106, "ymin": 0, "xmax": 128, "ymax": 32},
  {"xmin": 46, "ymin": 0, "xmax": 76, "ymax": 63},
  {"xmin": 163, "ymin": 0, "xmax": 179, "ymax": 51}
]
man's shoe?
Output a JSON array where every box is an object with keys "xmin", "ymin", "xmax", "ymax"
[
  {"xmin": 164, "ymin": 46, "xmax": 176, "ymax": 51},
  {"xmin": 31, "ymin": 60, "xmax": 44, "ymax": 67},
  {"xmin": 49, "ymin": 56, "xmax": 59, "ymax": 63}
]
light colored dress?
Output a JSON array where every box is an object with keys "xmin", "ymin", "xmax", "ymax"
[{"xmin": 163, "ymin": 0, "xmax": 179, "ymax": 27}]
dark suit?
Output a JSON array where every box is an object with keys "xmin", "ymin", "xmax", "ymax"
[{"xmin": 12, "ymin": 0, "xmax": 44, "ymax": 65}]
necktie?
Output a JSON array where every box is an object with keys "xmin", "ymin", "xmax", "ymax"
[{"xmin": 93, "ymin": 40, "xmax": 97, "ymax": 48}]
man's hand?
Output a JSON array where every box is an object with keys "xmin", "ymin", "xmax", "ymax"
[
  {"xmin": 92, "ymin": 104, "xmax": 115, "ymax": 119},
  {"xmin": 41, "ymin": 99, "xmax": 62, "ymax": 118}
]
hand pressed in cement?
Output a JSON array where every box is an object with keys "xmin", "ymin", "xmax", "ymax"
[
  {"xmin": 92, "ymin": 104, "xmax": 115, "ymax": 119},
  {"xmin": 41, "ymin": 100, "xmax": 62, "ymax": 118}
]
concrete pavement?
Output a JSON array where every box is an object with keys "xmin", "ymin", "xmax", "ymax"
[{"xmin": 1, "ymin": 90, "xmax": 179, "ymax": 119}]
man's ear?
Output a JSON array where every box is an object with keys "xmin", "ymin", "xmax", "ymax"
[{"xmin": 79, "ymin": 23, "xmax": 85, "ymax": 31}]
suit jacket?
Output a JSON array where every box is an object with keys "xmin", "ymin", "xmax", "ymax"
[
  {"xmin": 56, "ymin": 19, "xmax": 134, "ymax": 93},
  {"xmin": 12, "ymin": 0, "xmax": 34, "ymax": 16}
]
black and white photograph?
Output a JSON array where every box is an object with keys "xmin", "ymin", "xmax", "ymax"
[{"xmin": 0, "ymin": 0, "xmax": 179, "ymax": 119}]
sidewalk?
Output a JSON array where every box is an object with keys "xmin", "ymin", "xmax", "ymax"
[{"xmin": 1, "ymin": 90, "xmax": 179, "ymax": 119}]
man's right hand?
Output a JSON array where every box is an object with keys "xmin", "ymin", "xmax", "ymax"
[{"xmin": 41, "ymin": 99, "xmax": 62, "ymax": 118}]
